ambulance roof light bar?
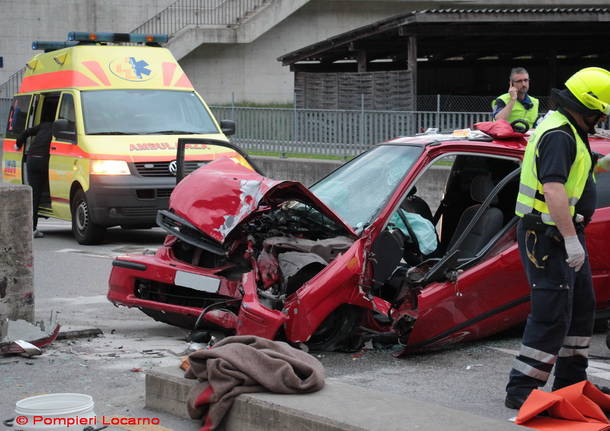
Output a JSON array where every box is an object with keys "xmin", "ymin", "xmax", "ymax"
[
  {"xmin": 32, "ymin": 41, "xmax": 79, "ymax": 52},
  {"xmin": 67, "ymin": 32, "xmax": 169, "ymax": 45}
]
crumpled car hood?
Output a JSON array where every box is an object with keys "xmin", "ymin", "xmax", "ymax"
[{"xmin": 169, "ymin": 157, "xmax": 356, "ymax": 243}]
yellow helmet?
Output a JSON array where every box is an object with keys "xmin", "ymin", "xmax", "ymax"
[{"xmin": 565, "ymin": 67, "xmax": 610, "ymax": 115}]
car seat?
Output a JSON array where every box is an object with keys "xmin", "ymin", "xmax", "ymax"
[
  {"xmin": 447, "ymin": 174, "xmax": 503, "ymax": 260},
  {"xmin": 401, "ymin": 187, "xmax": 433, "ymax": 223}
]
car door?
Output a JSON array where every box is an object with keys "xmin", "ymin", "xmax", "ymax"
[
  {"xmin": 49, "ymin": 91, "xmax": 78, "ymax": 219},
  {"xmin": 390, "ymin": 144, "xmax": 529, "ymax": 350}
]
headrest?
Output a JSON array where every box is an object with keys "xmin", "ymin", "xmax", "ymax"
[{"xmin": 470, "ymin": 174, "xmax": 498, "ymax": 205}]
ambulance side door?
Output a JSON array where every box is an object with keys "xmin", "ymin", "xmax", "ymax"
[
  {"xmin": 49, "ymin": 92, "xmax": 78, "ymax": 219},
  {"xmin": 2, "ymin": 94, "xmax": 32, "ymax": 184}
]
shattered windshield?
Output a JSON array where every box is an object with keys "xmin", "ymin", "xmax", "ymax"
[
  {"xmin": 81, "ymin": 90, "xmax": 218, "ymax": 135},
  {"xmin": 310, "ymin": 145, "xmax": 423, "ymax": 232}
]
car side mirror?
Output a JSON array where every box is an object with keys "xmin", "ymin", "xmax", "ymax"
[
  {"xmin": 219, "ymin": 120, "xmax": 236, "ymax": 136},
  {"xmin": 53, "ymin": 119, "xmax": 76, "ymax": 143}
]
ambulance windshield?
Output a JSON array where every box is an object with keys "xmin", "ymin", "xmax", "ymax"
[{"xmin": 81, "ymin": 90, "xmax": 219, "ymax": 135}]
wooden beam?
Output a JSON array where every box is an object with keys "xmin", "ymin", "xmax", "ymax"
[{"xmin": 357, "ymin": 50, "xmax": 368, "ymax": 73}]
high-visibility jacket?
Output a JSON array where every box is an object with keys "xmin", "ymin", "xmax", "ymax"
[
  {"xmin": 515, "ymin": 110, "xmax": 591, "ymax": 225},
  {"xmin": 493, "ymin": 93, "xmax": 540, "ymax": 128}
]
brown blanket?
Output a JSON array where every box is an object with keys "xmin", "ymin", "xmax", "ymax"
[{"xmin": 184, "ymin": 335, "xmax": 325, "ymax": 430}]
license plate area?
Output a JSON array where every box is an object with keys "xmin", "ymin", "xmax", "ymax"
[{"xmin": 174, "ymin": 270, "xmax": 220, "ymax": 293}]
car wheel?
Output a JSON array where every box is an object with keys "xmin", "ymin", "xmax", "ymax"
[
  {"xmin": 307, "ymin": 304, "xmax": 363, "ymax": 352},
  {"xmin": 71, "ymin": 189, "xmax": 105, "ymax": 245}
]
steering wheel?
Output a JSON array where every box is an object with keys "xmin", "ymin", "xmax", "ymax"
[{"xmin": 510, "ymin": 119, "xmax": 530, "ymax": 134}]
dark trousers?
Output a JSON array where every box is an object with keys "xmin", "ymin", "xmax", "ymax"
[
  {"xmin": 506, "ymin": 220, "xmax": 595, "ymax": 397},
  {"xmin": 26, "ymin": 155, "xmax": 49, "ymax": 230}
]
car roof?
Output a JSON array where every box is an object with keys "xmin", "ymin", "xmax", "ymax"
[{"xmin": 380, "ymin": 130, "xmax": 610, "ymax": 154}]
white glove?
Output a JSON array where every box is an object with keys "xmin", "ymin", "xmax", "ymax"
[
  {"xmin": 597, "ymin": 153, "xmax": 610, "ymax": 173},
  {"xmin": 564, "ymin": 235, "xmax": 585, "ymax": 272}
]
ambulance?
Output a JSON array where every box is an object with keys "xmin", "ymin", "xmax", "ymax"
[{"xmin": 2, "ymin": 32, "xmax": 241, "ymax": 244}]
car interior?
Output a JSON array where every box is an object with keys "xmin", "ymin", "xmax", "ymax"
[{"xmin": 373, "ymin": 153, "xmax": 521, "ymax": 300}]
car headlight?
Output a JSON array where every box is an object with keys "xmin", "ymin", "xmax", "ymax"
[{"xmin": 90, "ymin": 160, "xmax": 130, "ymax": 175}]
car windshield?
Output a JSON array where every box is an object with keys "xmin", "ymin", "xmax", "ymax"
[
  {"xmin": 81, "ymin": 90, "xmax": 218, "ymax": 135},
  {"xmin": 310, "ymin": 145, "xmax": 423, "ymax": 231}
]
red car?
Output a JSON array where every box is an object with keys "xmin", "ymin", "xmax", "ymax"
[{"xmin": 108, "ymin": 130, "xmax": 610, "ymax": 352}]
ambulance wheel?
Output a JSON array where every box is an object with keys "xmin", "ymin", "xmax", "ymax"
[{"xmin": 71, "ymin": 189, "xmax": 105, "ymax": 245}]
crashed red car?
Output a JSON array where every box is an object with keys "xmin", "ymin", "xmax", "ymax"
[{"xmin": 108, "ymin": 131, "xmax": 610, "ymax": 352}]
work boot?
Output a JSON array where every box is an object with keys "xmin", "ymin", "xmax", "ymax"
[
  {"xmin": 505, "ymin": 393, "xmax": 528, "ymax": 410},
  {"xmin": 33, "ymin": 230, "xmax": 44, "ymax": 238}
]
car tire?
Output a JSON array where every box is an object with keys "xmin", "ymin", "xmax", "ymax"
[
  {"xmin": 71, "ymin": 189, "xmax": 105, "ymax": 245},
  {"xmin": 307, "ymin": 304, "xmax": 364, "ymax": 352}
]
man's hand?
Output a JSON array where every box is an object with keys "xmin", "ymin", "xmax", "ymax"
[
  {"xmin": 508, "ymin": 83, "xmax": 518, "ymax": 101},
  {"xmin": 564, "ymin": 235, "xmax": 585, "ymax": 272},
  {"xmin": 14, "ymin": 144, "xmax": 19, "ymax": 151},
  {"xmin": 595, "ymin": 153, "xmax": 610, "ymax": 173}
]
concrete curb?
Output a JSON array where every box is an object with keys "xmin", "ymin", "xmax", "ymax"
[{"xmin": 145, "ymin": 367, "xmax": 525, "ymax": 430}]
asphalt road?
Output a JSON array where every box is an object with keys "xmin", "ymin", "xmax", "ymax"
[{"xmin": 3, "ymin": 219, "xmax": 610, "ymax": 430}]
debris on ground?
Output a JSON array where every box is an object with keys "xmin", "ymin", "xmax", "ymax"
[{"xmin": 0, "ymin": 315, "xmax": 61, "ymax": 356}]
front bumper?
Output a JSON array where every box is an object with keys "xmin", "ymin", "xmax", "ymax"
[
  {"xmin": 107, "ymin": 249, "xmax": 287, "ymax": 338},
  {"xmin": 87, "ymin": 174, "xmax": 176, "ymax": 227}
]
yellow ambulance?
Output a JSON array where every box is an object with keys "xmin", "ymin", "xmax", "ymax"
[{"xmin": 2, "ymin": 32, "xmax": 239, "ymax": 244}]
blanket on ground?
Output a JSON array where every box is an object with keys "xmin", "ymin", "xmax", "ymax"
[{"xmin": 184, "ymin": 335, "xmax": 325, "ymax": 431}]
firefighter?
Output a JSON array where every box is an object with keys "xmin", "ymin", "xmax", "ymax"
[
  {"xmin": 492, "ymin": 67, "xmax": 540, "ymax": 128},
  {"xmin": 505, "ymin": 67, "xmax": 610, "ymax": 409}
]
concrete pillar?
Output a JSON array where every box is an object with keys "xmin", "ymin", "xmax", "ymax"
[{"xmin": 0, "ymin": 183, "xmax": 34, "ymax": 329}]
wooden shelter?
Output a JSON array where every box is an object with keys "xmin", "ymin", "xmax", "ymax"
[{"xmin": 278, "ymin": 8, "xmax": 610, "ymax": 111}]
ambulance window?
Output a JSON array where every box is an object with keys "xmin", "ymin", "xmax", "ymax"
[
  {"xmin": 58, "ymin": 94, "xmax": 76, "ymax": 130},
  {"xmin": 5, "ymin": 95, "xmax": 31, "ymax": 138},
  {"xmin": 39, "ymin": 94, "xmax": 60, "ymax": 123},
  {"xmin": 81, "ymin": 90, "xmax": 218, "ymax": 135}
]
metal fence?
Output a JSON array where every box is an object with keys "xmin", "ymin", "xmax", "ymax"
[
  {"xmin": 210, "ymin": 106, "xmax": 492, "ymax": 157},
  {"xmin": 0, "ymin": 97, "xmax": 10, "ymax": 136},
  {"xmin": 417, "ymin": 94, "xmax": 552, "ymax": 113},
  {"xmin": 133, "ymin": 0, "xmax": 269, "ymax": 34},
  {"xmin": 0, "ymin": 69, "xmax": 24, "ymax": 99}
]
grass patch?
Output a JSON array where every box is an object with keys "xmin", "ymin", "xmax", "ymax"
[{"xmin": 247, "ymin": 150, "xmax": 348, "ymax": 161}]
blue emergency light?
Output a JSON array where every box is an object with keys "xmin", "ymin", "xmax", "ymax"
[
  {"xmin": 67, "ymin": 32, "xmax": 169, "ymax": 44},
  {"xmin": 32, "ymin": 41, "xmax": 79, "ymax": 51}
]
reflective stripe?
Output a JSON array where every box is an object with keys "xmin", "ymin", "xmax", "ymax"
[
  {"xmin": 519, "ymin": 344, "xmax": 556, "ymax": 365},
  {"xmin": 558, "ymin": 347, "xmax": 589, "ymax": 358},
  {"xmin": 568, "ymin": 197, "xmax": 579, "ymax": 206},
  {"xmin": 563, "ymin": 336, "xmax": 591, "ymax": 347},
  {"xmin": 515, "ymin": 201, "xmax": 532, "ymax": 215},
  {"xmin": 512, "ymin": 359, "xmax": 550, "ymax": 381},
  {"xmin": 541, "ymin": 213, "xmax": 554, "ymax": 224},
  {"xmin": 519, "ymin": 183, "xmax": 537, "ymax": 198}
]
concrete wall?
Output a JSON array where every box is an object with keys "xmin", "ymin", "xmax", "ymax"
[
  {"xmin": 0, "ymin": 0, "xmax": 173, "ymax": 83},
  {"xmin": 180, "ymin": 0, "xmax": 415, "ymax": 105},
  {"xmin": 252, "ymin": 156, "xmax": 343, "ymax": 187},
  {"xmin": 0, "ymin": 184, "xmax": 34, "ymax": 323}
]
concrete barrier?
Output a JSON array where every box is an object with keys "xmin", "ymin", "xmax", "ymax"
[
  {"xmin": 0, "ymin": 183, "xmax": 34, "ymax": 324},
  {"xmin": 251, "ymin": 156, "xmax": 343, "ymax": 187},
  {"xmin": 145, "ymin": 367, "xmax": 524, "ymax": 431}
]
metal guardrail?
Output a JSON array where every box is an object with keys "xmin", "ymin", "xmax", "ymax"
[
  {"xmin": 133, "ymin": 0, "xmax": 268, "ymax": 34},
  {"xmin": 0, "ymin": 97, "xmax": 10, "ymax": 136},
  {"xmin": 210, "ymin": 106, "xmax": 492, "ymax": 157},
  {"xmin": 0, "ymin": 69, "xmax": 24, "ymax": 99}
]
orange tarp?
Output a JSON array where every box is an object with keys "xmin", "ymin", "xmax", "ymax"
[{"xmin": 516, "ymin": 381, "xmax": 610, "ymax": 430}]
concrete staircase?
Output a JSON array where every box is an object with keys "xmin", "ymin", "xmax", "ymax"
[
  {"xmin": 167, "ymin": 0, "xmax": 310, "ymax": 60},
  {"xmin": 0, "ymin": 0, "xmax": 311, "ymax": 97}
]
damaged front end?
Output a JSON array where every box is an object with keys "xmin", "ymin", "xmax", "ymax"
[{"xmin": 109, "ymin": 158, "xmax": 377, "ymax": 350}]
